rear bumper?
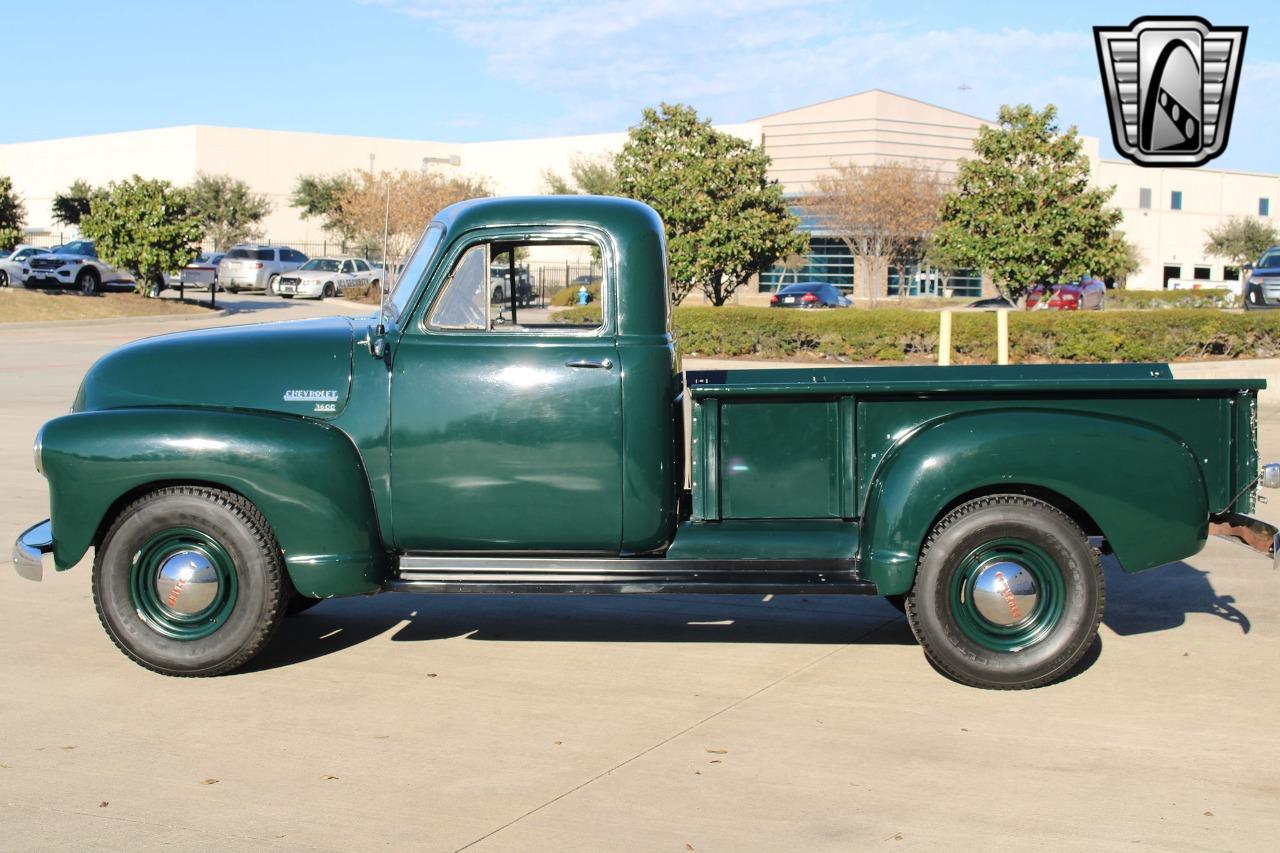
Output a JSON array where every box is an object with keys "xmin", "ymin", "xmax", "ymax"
[
  {"xmin": 1209, "ymin": 513, "xmax": 1280, "ymax": 569},
  {"xmin": 12, "ymin": 519, "xmax": 52, "ymax": 581}
]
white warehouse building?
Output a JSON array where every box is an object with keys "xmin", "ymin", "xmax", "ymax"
[{"xmin": 2, "ymin": 90, "xmax": 1276, "ymax": 295}]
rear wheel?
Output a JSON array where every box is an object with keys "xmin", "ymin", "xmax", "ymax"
[
  {"xmin": 92, "ymin": 486, "xmax": 287, "ymax": 677},
  {"xmin": 904, "ymin": 494, "xmax": 1103, "ymax": 689},
  {"xmin": 0, "ymin": 269, "xmax": 8, "ymax": 287},
  {"xmin": 266, "ymin": 274, "xmax": 280, "ymax": 295}
]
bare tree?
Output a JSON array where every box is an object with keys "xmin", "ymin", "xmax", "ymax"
[
  {"xmin": 801, "ymin": 161, "xmax": 943, "ymax": 305},
  {"xmin": 341, "ymin": 168, "xmax": 491, "ymax": 263}
]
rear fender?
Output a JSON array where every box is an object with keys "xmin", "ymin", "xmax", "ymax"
[
  {"xmin": 39, "ymin": 408, "xmax": 389, "ymax": 597},
  {"xmin": 860, "ymin": 409, "xmax": 1208, "ymax": 595}
]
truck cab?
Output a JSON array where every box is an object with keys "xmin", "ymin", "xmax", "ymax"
[{"xmin": 14, "ymin": 196, "xmax": 1279, "ymax": 689}]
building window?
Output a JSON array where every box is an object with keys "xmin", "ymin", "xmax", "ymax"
[
  {"xmin": 1139, "ymin": 187, "xmax": 1152, "ymax": 209},
  {"xmin": 1262, "ymin": 198, "xmax": 1271, "ymax": 217},
  {"xmin": 1171, "ymin": 190, "xmax": 1183, "ymax": 210},
  {"xmin": 1162, "ymin": 265, "xmax": 1181, "ymax": 289},
  {"xmin": 1194, "ymin": 266, "xmax": 1212, "ymax": 280},
  {"xmin": 760, "ymin": 236, "xmax": 853, "ymax": 291},
  {"xmin": 1225, "ymin": 266, "xmax": 1240, "ymax": 281}
]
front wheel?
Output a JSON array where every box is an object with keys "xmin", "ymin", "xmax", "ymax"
[
  {"xmin": 0, "ymin": 269, "xmax": 8, "ymax": 287},
  {"xmin": 77, "ymin": 268, "xmax": 99, "ymax": 295},
  {"xmin": 92, "ymin": 486, "xmax": 288, "ymax": 676},
  {"xmin": 904, "ymin": 494, "xmax": 1104, "ymax": 690},
  {"xmin": 322, "ymin": 282, "xmax": 336, "ymax": 299}
]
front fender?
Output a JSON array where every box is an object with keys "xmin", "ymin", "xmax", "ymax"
[
  {"xmin": 860, "ymin": 409, "xmax": 1208, "ymax": 595},
  {"xmin": 39, "ymin": 408, "xmax": 389, "ymax": 597}
]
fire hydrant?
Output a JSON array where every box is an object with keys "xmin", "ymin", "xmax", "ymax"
[{"xmin": 577, "ymin": 285, "xmax": 590, "ymax": 305}]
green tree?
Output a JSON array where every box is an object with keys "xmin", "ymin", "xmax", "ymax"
[
  {"xmin": 51, "ymin": 179, "xmax": 95, "ymax": 227},
  {"xmin": 0, "ymin": 175, "xmax": 25, "ymax": 249},
  {"xmin": 188, "ymin": 173, "xmax": 271, "ymax": 250},
  {"xmin": 1204, "ymin": 216, "xmax": 1279, "ymax": 271},
  {"xmin": 931, "ymin": 104, "xmax": 1123, "ymax": 302},
  {"xmin": 542, "ymin": 152, "xmax": 620, "ymax": 196},
  {"xmin": 79, "ymin": 176, "xmax": 203, "ymax": 295},
  {"xmin": 615, "ymin": 103, "xmax": 807, "ymax": 305},
  {"xmin": 291, "ymin": 173, "xmax": 358, "ymax": 240}
]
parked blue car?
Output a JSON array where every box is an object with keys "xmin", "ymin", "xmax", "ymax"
[
  {"xmin": 1244, "ymin": 246, "xmax": 1280, "ymax": 310},
  {"xmin": 769, "ymin": 282, "xmax": 852, "ymax": 308}
]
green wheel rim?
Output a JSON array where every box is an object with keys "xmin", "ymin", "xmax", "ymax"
[
  {"xmin": 948, "ymin": 537, "xmax": 1064, "ymax": 652},
  {"xmin": 129, "ymin": 527, "xmax": 238, "ymax": 640}
]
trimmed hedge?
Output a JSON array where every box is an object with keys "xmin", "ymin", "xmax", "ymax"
[
  {"xmin": 1105, "ymin": 288, "xmax": 1237, "ymax": 309},
  {"xmin": 551, "ymin": 304, "xmax": 603, "ymax": 324},
  {"xmin": 672, "ymin": 307, "xmax": 1280, "ymax": 363}
]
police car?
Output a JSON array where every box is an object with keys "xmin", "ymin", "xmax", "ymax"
[{"xmin": 275, "ymin": 257, "xmax": 379, "ymax": 300}]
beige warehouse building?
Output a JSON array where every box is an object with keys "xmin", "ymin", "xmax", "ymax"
[{"xmin": 3, "ymin": 90, "xmax": 1276, "ymax": 293}]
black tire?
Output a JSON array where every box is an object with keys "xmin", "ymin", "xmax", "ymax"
[
  {"xmin": 904, "ymin": 494, "xmax": 1104, "ymax": 690},
  {"xmin": 322, "ymin": 282, "xmax": 335, "ymax": 299},
  {"xmin": 266, "ymin": 274, "xmax": 280, "ymax": 295},
  {"xmin": 92, "ymin": 486, "xmax": 287, "ymax": 677},
  {"xmin": 0, "ymin": 269, "xmax": 8, "ymax": 287},
  {"xmin": 77, "ymin": 268, "xmax": 99, "ymax": 296}
]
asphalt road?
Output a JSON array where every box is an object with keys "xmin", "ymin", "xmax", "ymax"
[{"xmin": 2, "ymin": 298, "xmax": 1278, "ymax": 852}]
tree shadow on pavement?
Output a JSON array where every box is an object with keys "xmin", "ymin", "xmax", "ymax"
[
  {"xmin": 243, "ymin": 593, "xmax": 913, "ymax": 673},
  {"xmin": 1102, "ymin": 556, "xmax": 1249, "ymax": 636}
]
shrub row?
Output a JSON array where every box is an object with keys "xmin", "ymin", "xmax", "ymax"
[
  {"xmin": 1105, "ymin": 288, "xmax": 1237, "ymax": 309},
  {"xmin": 672, "ymin": 307, "xmax": 1280, "ymax": 363}
]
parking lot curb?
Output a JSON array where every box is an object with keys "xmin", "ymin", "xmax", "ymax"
[{"xmin": 0, "ymin": 307, "xmax": 229, "ymax": 330}]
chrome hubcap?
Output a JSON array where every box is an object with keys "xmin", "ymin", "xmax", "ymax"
[
  {"xmin": 971, "ymin": 560, "xmax": 1039, "ymax": 626},
  {"xmin": 154, "ymin": 550, "xmax": 219, "ymax": 615}
]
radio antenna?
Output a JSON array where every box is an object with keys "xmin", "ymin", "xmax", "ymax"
[{"xmin": 378, "ymin": 173, "xmax": 389, "ymax": 336}]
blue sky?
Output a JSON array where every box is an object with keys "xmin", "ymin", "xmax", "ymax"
[{"xmin": 6, "ymin": 0, "xmax": 1277, "ymax": 171}]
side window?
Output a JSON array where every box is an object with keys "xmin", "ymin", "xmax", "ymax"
[
  {"xmin": 425, "ymin": 237, "xmax": 605, "ymax": 333},
  {"xmin": 429, "ymin": 244, "xmax": 488, "ymax": 329},
  {"xmin": 341, "ymin": 260, "xmax": 355, "ymax": 273},
  {"xmin": 355, "ymin": 259, "xmax": 370, "ymax": 272}
]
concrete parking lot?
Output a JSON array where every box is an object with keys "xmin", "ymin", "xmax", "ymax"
[{"xmin": 2, "ymin": 297, "xmax": 1279, "ymax": 852}]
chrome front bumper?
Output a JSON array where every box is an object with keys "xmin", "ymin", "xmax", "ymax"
[{"xmin": 12, "ymin": 519, "xmax": 53, "ymax": 581}]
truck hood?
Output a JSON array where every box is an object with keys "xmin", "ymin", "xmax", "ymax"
[{"xmin": 73, "ymin": 316, "xmax": 356, "ymax": 420}]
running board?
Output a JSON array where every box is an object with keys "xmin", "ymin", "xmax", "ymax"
[{"xmin": 386, "ymin": 556, "xmax": 876, "ymax": 595}]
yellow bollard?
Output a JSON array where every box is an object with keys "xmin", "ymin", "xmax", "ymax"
[
  {"xmin": 938, "ymin": 310, "xmax": 952, "ymax": 366},
  {"xmin": 997, "ymin": 309, "xmax": 1009, "ymax": 365}
]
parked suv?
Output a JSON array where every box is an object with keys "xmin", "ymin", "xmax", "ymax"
[
  {"xmin": 1244, "ymin": 246, "xmax": 1280, "ymax": 310},
  {"xmin": 21, "ymin": 239, "xmax": 134, "ymax": 295},
  {"xmin": 216, "ymin": 244, "xmax": 307, "ymax": 294},
  {"xmin": 0, "ymin": 245, "xmax": 50, "ymax": 287}
]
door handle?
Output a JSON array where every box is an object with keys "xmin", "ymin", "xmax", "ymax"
[{"xmin": 565, "ymin": 358, "xmax": 613, "ymax": 370}]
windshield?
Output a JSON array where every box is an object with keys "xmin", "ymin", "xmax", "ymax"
[
  {"xmin": 301, "ymin": 259, "xmax": 341, "ymax": 272},
  {"xmin": 60, "ymin": 241, "xmax": 95, "ymax": 257},
  {"xmin": 388, "ymin": 224, "xmax": 445, "ymax": 323},
  {"xmin": 1257, "ymin": 251, "xmax": 1280, "ymax": 270}
]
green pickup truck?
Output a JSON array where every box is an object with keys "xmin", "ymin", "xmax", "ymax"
[{"xmin": 13, "ymin": 196, "xmax": 1280, "ymax": 688}]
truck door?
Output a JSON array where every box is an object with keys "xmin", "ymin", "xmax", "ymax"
[{"xmin": 389, "ymin": 235, "xmax": 623, "ymax": 552}]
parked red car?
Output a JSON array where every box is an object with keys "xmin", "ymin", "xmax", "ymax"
[{"xmin": 1025, "ymin": 278, "xmax": 1107, "ymax": 311}]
